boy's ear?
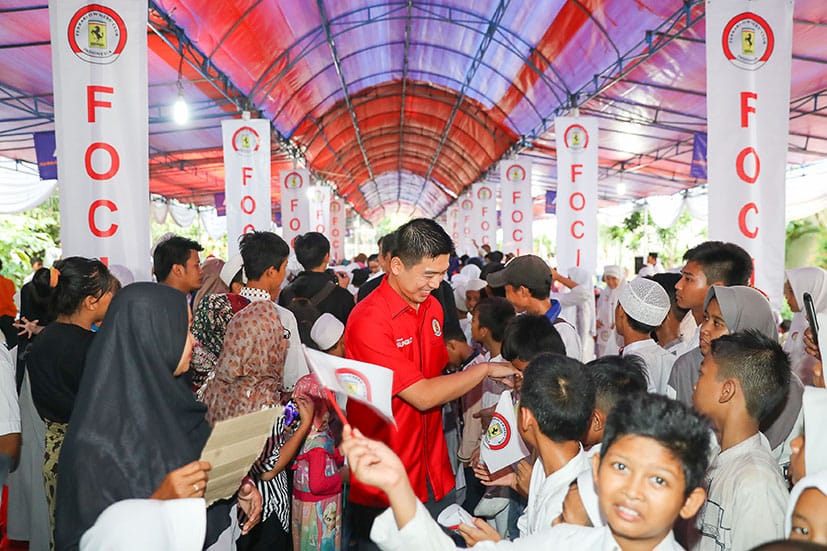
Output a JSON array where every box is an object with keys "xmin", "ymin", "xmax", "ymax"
[
  {"xmin": 518, "ymin": 406, "xmax": 535, "ymax": 433},
  {"xmin": 718, "ymin": 378, "xmax": 737, "ymax": 404},
  {"xmin": 590, "ymin": 409, "xmax": 605, "ymax": 434},
  {"xmin": 678, "ymin": 486, "xmax": 707, "ymax": 520},
  {"xmin": 591, "ymin": 453, "xmax": 601, "ymax": 484}
]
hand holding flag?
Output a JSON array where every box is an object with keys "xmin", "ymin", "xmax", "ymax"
[{"xmin": 480, "ymin": 390, "xmax": 529, "ymax": 473}]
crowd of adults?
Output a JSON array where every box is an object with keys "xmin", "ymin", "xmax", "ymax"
[{"xmin": 0, "ymin": 219, "xmax": 825, "ymax": 551}]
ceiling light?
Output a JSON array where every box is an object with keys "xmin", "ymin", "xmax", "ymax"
[{"xmin": 173, "ymin": 89, "xmax": 189, "ymax": 125}]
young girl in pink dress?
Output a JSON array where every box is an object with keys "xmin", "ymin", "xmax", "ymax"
[{"xmin": 291, "ymin": 374, "xmax": 344, "ymax": 551}]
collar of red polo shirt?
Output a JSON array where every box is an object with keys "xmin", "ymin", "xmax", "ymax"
[{"xmin": 303, "ymin": 345, "xmax": 395, "ymax": 426}]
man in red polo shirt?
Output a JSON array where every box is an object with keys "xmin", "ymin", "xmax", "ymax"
[{"xmin": 344, "ymin": 218, "xmax": 517, "ymax": 550}]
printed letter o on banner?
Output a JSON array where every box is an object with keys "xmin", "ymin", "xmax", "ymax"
[
  {"xmin": 289, "ymin": 218, "xmax": 301, "ymax": 231},
  {"xmin": 511, "ymin": 210, "xmax": 523, "ymax": 223},
  {"xmin": 569, "ymin": 192, "xmax": 586, "ymax": 211},
  {"xmin": 85, "ymin": 142, "xmax": 120, "ymax": 181},
  {"xmin": 240, "ymin": 195, "xmax": 256, "ymax": 215},
  {"xmin": 736, "ymin": 147, "xmax": 760, "ymax": 184}
]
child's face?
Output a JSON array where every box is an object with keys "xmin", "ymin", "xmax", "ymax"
[
  {"xmin": 470, "ymin": 310, "xmax": 484, "ymax": 343},
  {"xmin": 790, "ymin": 488, "xmax": 827, "ymax": 544},
  {"xmin": 699, "ymin": 298, "xmax": 729, "ymax": 356},
  {"xmin": 466, "ymin": 290, "xmax": 482, "ymax": 313},
  {"xmin": 692, "ymin": 355, "xmax": 725, "ymax": 422},
  {"xmin": 596, "ymin": 435, "xmax": 705, "ymax": 549}
]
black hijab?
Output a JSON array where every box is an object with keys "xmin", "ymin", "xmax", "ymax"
[{"xmin": 55, "ymin": 283, "xmax": 213, "ymax": 549}]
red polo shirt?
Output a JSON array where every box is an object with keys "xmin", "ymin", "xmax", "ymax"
[{"xmin": 344, "ymin": 277, "xmax": 453, "ymax": 507}]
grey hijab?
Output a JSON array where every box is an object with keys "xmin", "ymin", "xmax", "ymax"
[
  {"xmin": 704, "ymin": 285, "xmax": 777, "ymax": 339},
  {"xmin": 704, "ymin": 285, "xmax": 802, "ymax": 450}
]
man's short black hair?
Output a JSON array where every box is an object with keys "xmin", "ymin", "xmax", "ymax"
[
  {"xmin": 602, "ymin": 393, "xmax": 712, "ymax": 497},
  {"xmin": 710, "ymin": 330, "xmax": 791, "ymax": 423},
  {"xmin": 443, "ymin": 323, "xmax": 468, "ymax": 343},
  {"xmin": 239, "ymin": 231, "xmax": 290, "ymax": 281},
  {"xmin": 368, "ymin": 253, "xmax": 379, "ymax": 263},
  {"xmin": 683, "ymin": 241, "xmax": 753, "ymax": 286},
  {"xmin": 391, "ymin": 218, "xmax": 454, "ymax": 268},
  {"xmin": 379, "ymin": 231, "xmax": 398, "ymax": 258},
  {"xmin": 474, "ymin": 297, "xmax": 515, "ymax": 343},
  {"xmin": 623, "ymin": 312, "xmax": 659, "ymax": 336},
  {"xmin": 153, "ymin": 235, "xmax": 202, "ymax": 282},
  {"xmin": 294, "ymin": 232, "xmax": 330, "ymax": 270},
  {"xmin": 648, "ymin": 273, "xmax": 689, "ymax": 321},
  {"xmin": 501, "ymin": 314, "xmax": 565, "ymax": 362},
  {"xmin": 586, "ymin": 355, "xmax": 649, "ymax": 413},
  {"xmin": 521, "ymin": 353, "xmax": 594, "ymax": 442},
  {"xmin": 485, "ymin": 251, "xmax": 504, "ymax": 264}
]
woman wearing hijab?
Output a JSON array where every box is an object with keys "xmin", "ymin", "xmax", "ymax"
[
  {"xmin": 193, "ymin": 257, "xmax": 229, "ymax": 313},
  {"xmin": 784, "ymin": 267, "xmax": 827, "ymax": 386},
  {"xmin": 201, "ymin": 299, "xmax": 313, "ymax": 550},
  {"xmin": 595, "ymin": 265, "xmax": 623, "ymax": 357},
  {"xmin": 26, "ymin": 257, "xmax": 116, "ymax": 541},
  {"xmin": 691, "ymin": 285, "xmax": 804, "ymax": 465},
  {"xmin": 54, "ymin": 283, "xmax": 261, "ymax": 550}
]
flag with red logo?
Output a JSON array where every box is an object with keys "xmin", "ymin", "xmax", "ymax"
[
  {"xmin": 303, "ymin": 346, "xmax": 395, "ymax": 425},
  {"xmin": 480, "ymin": 390, "xmax": 529, "ymax": 473}
]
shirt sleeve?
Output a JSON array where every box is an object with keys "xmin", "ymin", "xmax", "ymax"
[
  {"xmin": 0, "ymin": 345, "xmax": 20, "ymax": 435},
  {"xmin": 277, "ymin": 306, "xmax": 309, "ymax": 391}
]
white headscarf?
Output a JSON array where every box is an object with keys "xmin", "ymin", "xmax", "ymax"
[
  {"xmin": 556, "ymin": 267, "xmax": 596, "ymax": 361},
  {"xmin": 784, "ymin": 267, "xmax": 827, "ymax": 385},
  {"xmin": 785, "ymin": 471, "xmax": 827, "ymax": 537},
  {"xmin": 803, "ymin": 386, "xmax": 827, "ymax": 477},
  {"xmin": 596, "ymin": 266, "xmax": 625, "ymax": 356},
  {"xmin": 80, "ymin": 499, "xmax": 206, "ymax": 551}
]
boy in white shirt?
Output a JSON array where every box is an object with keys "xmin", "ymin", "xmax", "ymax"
[
  {"xmin": 615, "ymin": 277, "xmax": 675, "ymax": 394},
  {"xmin": 341, "ymin": 391, "xmax": 710, "ymax": 551},
  {"xmin": 691, "ymin": 330, "xmax": 791, "ymax": 550}
]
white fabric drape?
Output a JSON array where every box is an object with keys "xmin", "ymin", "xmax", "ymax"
[
  {"xmin": 646, "ymin": 194, "xmax": 685, "ymax": 228},
  {"xmin": 0, "ymin": 161, "xmax": 58, "ymax": 213},
  {"xmin": 199, "ymin": 208, "xmax": 227, "ymax": 240},
  {"xmin": 151, "ymin": 199, "xmax": 169, "ymax": 224},
  {"xmin": 168, "ymin": 202, "xmax": 197, "ymax": 228}
]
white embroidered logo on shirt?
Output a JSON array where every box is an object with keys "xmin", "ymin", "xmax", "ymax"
[{"xmin": 396, "ymin": 337, "xmax": 413, "ymax": 348}]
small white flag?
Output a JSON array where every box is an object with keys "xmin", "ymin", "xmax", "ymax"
[
  {"xmin": 480, "ymin": 390, "xmax": 529, "ymax": 473},
  {"xmin": 303, "ymin": 346, "xmax": 395, "ymax": 425}
]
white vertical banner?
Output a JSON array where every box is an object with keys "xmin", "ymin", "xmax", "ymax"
[
  {"xmin": 280, "ymin": 169, "xmax": 311, "ymax": 247},
  {"xmin": 707, "ymin": 1, "xmax": 792, "ymax": 307},
  {"xmin": 472, "ymin": 182, "xmax": 497, "ymax": 250},
  {"xmin": 329, "ymin": 196, "xmax": 346, "ymax": 263},
  {"xmin": 500, "ymin": 158, "xmax": 533, "ymax": 256},
  {"xmin": 222, "ymin": 118, "xmax": 272, "ymax": 258},
  {"xmin": 309, "ymin": 185, "xmax": 331, "ymax": 235},
  {"xmin": 50, "ymin": 0, "xmax": 151, "ymax": 280},
  {"xmin": 447, "ymin": 204, "xmax": 461, "ymax": 250},
  {"xmin": 458, "ymin": 193, "xmax": 475, "ymax": 256},
  {"xmin": 555, "ymin": 117, "xmax": 598, "ymax": 274}
]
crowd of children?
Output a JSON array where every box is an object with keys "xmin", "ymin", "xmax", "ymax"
[{"xmin": 1, "ymin": 223, "xmax": 826, "ymax": 551}]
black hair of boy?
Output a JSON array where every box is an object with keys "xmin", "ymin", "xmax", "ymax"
[
  {"xmin": 648, "ymin": 272, "xmax": 689, "ymax": 320},
  {"xmin": 442, "ymin": 323, "xmax": 467, "ymax": 344},
  {"xmin": 586, "ymin": 355, "xmax": 649, "ymax": 414},
  {"xmin": 391, "ymin": 218, "xmax": 454, "ymax": 267},
  {"xmin": 521, "ymin": 353, "xmax": 595, "ymax": 441},
  {"xmin": 602, "ymin": 393, "xmax": 711, "ymax": 497},
  {"xmin": 152, "ymin": 236, "xmax": 202, "ymax": 282},
  {"xmin": 501, "ymin": 314, "xmax": 565, "ymax": 361},
  {"xmin": 474, "ymin": 296, "xmax": 516, "ymax": 343},
  {"xmin": 294, "ymin": 232, "xmax": 330, "ymax": 271},
  {"xmin": 682, "ymin": 241, "xmax": 753, "ymax": 286},
  {"xmin": 624, "ymin": 312, "xmax": 659, "ymax": 335},
  {"xmin": 379, "ymin": 231, "xmax": 398, "ymax": 257},
  {"xmin": 239, "ymin": 231, "xmax": 290, "ymax": 280},
  {"xmin": 709, "ymin": 329, "xmax": 791, "ymax": 424}
]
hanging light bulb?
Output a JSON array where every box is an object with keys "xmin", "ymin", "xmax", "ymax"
[
  {"xmin": 616, "ymin": 181, "xmax": 626, "ymax": 196},
  {"xmin": 173, "ymin": 83, "xmax": 189, "ymax": 125}
]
